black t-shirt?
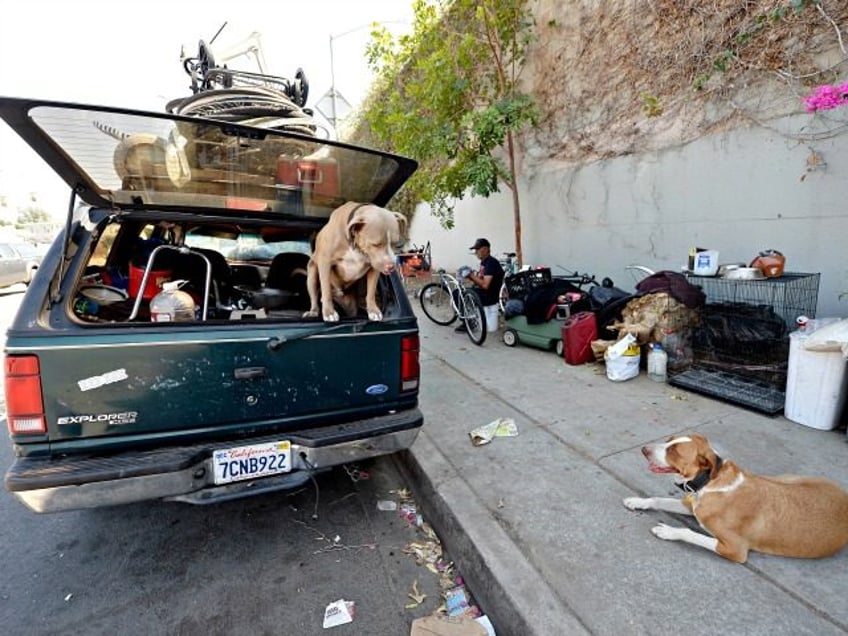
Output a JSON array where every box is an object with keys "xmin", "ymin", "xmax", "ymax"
[{"xmin": 477, "ymin": 255, "xmax": 505, "ymax": 306}]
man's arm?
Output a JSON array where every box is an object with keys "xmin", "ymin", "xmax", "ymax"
[{"xmin": 468, "ymin": 268, "xmax": 493, "ymax": 290}]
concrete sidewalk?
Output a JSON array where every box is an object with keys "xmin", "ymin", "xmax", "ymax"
[{"xmin": 398, "ymin": 315, "xmax": 848, "ymax": 636}]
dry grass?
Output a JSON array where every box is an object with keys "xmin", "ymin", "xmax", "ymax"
[{"xmin": 525, "ymin": 0, "xmax": 848, "ymax": 163}]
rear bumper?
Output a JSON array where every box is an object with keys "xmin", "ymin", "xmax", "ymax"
[{"xmin": 6, "ymin": 408, "xmax": 423, "ymax": 513}]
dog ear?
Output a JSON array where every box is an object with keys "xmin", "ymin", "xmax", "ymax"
[
  {"xmin": 700, "ymin": 446, "xmax": 721, "ymax": 479},
  {"xmin": 390, "ymin": 212, "xmax": 408, "ymax": 249},
  {"xmin": 392, "ymin": 212, "xmax": 408, "ymax": 237},
  {"xmin": 347, "ymin": 213, "xmax": 364, "ymax": 245}
]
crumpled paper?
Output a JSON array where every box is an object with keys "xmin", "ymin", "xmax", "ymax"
[
  {"xmin": 469, "ymin": 417, "xmax": 519, "ymax": 446},
  {"xmin": 322, "ymin": 599, "xmax": 355, "ymax": 628}
]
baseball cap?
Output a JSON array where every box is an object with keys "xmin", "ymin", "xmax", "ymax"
[{"xmin": 469, "ymin": 238, "xmax": 490, "ymax": 250}]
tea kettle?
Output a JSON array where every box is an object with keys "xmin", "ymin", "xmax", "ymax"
[{"xmin": 750, "ymin": 249, "xmax": 785, "ymax": 278}]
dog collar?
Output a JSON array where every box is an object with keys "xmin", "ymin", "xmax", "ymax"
[{"xmin": 677, "ymin": 455, "xmax": 723, "ymax": 492}]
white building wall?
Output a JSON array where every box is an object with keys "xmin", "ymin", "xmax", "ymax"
[{"xmin": 407, "ymin": 114, "xmax": 848, "ymax": 318}]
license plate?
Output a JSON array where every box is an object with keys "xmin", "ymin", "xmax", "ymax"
[{"xmin": 212, "ymin": 440, "xmax": 292, "ymax": 485}]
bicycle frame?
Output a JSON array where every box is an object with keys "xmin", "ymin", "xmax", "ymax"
[
  {"xmin": 435, "ymin": 270, "xmax": 477, "ymax": 321},
  {"xmin": 418, "ymin": 268, "xmax": 488, "ymax": 345}
]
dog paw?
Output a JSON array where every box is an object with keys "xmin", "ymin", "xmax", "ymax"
[
  {"xmin": 303, "ymin": 309, "xmax": 319, "ymax": 318},
  {"xmin": 651, "ymin": 523, "xmax": 680, "ymax": 541},
  {"xmin": 322, "ymin": 311, "xmax": 340, "ymax": 322},
  {"xmin": 367, "ymin": 309, "xmax": 384, "ymax": 321},
  {"xmin": 623, "ymin": 497, "xmax": 651, "ymax": 510}
]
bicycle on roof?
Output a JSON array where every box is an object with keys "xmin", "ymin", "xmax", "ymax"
[{"xmin": 419, "ymin": 267, "xmax": 487, "ymax": 346}]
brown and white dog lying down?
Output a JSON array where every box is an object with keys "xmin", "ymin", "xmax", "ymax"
[
  {"xmin": 623, "ymin": 433, "xmax": 848, "ymax": 563},
  {"xmin": 304, "ymin": 201, "xmax": 407, "ymax": 322}
]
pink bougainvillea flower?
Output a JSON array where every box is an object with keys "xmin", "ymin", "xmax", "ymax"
[{"xmin": 804, "ymin": 82, "xmax": 848, "ymax": 112}]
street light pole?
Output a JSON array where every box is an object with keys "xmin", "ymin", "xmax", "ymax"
[
  {"xmin": 326, "ymin": 21, "xmax": 407, "ymax": 134},
  {"xmin": 328, "ymin": 33, "xmax": 338, "ymax": 130}
]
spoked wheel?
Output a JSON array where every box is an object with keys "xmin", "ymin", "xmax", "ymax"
[
  {"xmin": 419, "ymin": 283, "xmax": 457, "ymax": 325},
  {"xmin": 463, "ymin": 291, "xmax": 487, "ymax": 346},
  {"xmin": 498, "ymin": 281, "xmax": 509, "ymax": 315},
  {"xmin": 503, "ymin": 328, "xmax": 519, "ymax": 347}
]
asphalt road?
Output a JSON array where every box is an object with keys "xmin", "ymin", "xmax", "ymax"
[{"xmin": 0, "ymin": 287, "xmax": 451, "ymax": 636}]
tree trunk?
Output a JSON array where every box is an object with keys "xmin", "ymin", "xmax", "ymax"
[{"xmin": 505, "ymin": 129, "xmax": 523, "ymax": 266}]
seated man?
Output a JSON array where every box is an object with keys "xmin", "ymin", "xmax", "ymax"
[{"xmin": 455, "ymin": 238, "xmax": 505, "ymax": 332}]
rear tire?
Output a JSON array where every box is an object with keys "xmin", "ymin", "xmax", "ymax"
[
  {"xmin": 463, "ymin": 291, "xmax": 487, "ymax": 346},
  {"xmin": 555, "ymin": 340, "xmax": 564, "ymax": 356},
  {"xmin": 503, "ymin": 329, "xmax": 518, "ymax": 347},
  {"xmin": 419, "ymin": 283, "xmax": 457, "ymax": 325},
  {"xmin": 498, "ymin": 281, "xmax": 509, "ymax": 314}
]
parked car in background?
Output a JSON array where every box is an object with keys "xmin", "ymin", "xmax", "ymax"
[{"xmin": 0, "ymin": 241, "xmax": 43, "ymax": 288}]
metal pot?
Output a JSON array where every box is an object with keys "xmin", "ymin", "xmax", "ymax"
[
  {"xmin": 723, "ymin": 267, "xmax": 765, "ymax": 280},
  {"xmin": 716, "ymin": 263, "xmax": 745, "ymax": 277}
]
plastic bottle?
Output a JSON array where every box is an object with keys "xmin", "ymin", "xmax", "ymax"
[
  {"xmin": 150, "ymin": 280, "xmax": 195, "ymax": 322},
  {"xmin": 647, "ymin": 343, "xmax": 668, "ymax": 382}
]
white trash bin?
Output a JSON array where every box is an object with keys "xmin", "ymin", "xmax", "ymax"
[{"xmin": 784, "ymin": 322, "xmax": 848, "ymax": 430}]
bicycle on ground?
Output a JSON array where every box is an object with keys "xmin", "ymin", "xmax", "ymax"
[{"xmin": 419, "ymin": 268, "xmax": 487, "ymax": 345}]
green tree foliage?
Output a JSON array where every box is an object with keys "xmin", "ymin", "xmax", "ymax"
[
  {"xmin": 16, "ymin": 206, "xmax": 51, "ymax": 227},
  {"xmin": 362, "ymin": 0, "xmax": 536, "ymax": 264}
]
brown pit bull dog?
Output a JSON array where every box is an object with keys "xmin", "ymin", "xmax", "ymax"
[
  {"xmin": 304, "ymin": 201, "xmax": 407, "ymax": 322},
  {"xmin": 623, "ymin": 433, "xmax": 848, "ymax": 563}
]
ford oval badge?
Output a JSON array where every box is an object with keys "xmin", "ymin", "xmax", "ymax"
[{"xmin": 366, "ymin": 384, "xmax": 389, "ymax": 396}]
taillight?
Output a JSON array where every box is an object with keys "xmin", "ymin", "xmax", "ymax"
[
  {"xmin": 5, "ymin": 355, "xmax": 46, "ymax": 434},
  {"xmin": 400, "ymin": 334, "xmax": 420, "ymax": 392}
]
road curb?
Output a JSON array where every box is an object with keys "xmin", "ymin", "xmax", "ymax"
[{"xmin": 395, "ymin": 430, "xmax": 590, "ymax": 636}]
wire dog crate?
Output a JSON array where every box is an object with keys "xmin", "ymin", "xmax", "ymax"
[
  {"xmin": 684, "ymin": 272, "xmax": 820, "ymax": 328},
  {"xmin": 669, "ymin": 272, "xmax": 820, "ymax": 414}
]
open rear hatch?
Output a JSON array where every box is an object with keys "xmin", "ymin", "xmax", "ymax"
[{"xmin": 0, "ymin": 97, "xmax": 416, "ymax": 222}]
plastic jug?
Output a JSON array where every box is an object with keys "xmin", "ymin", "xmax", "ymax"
[
  {"xmin": 647, "ymin": 343, "xmax": 668, "ymax": 382},
  {"xmin": 150, "ymin": 280, "xmax": 195, "ymax": 322}
]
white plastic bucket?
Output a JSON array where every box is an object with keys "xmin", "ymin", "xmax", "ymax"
[
  {"xmin": 785, "ymin": 327, "xmax": 848, "ymax": 430},
  {"xmin": 484, "ymin": 304, "xmax": 499, "ymax": 333}
]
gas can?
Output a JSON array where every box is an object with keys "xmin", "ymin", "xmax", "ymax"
[
  {"xmin": 150, "ymin": 280, "xmax": 195, "ymax": 322},
  {"xmin": 562, "ymin": 311, "xmax": 597, "ymax": 365}
]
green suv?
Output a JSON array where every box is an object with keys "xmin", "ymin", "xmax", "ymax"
[{"xmin": 0, "ymin": 96, "xmax": 422, "ymax": 513}]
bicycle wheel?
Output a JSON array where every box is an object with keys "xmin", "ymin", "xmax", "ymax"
[
  {"xmin": 498, "ymin": 281, "xmax": 509, "ymax": 315},
  {"xmin": 462, "ymin": 291, "xmax": 487, "ymax": 346},
  {"xmin": 419, "ymin": 283, "xmax": 457, "ymax": 325}
]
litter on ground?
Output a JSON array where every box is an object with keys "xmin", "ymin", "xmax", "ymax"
[
  {"xmin": 322, "ymin": 599, "xmax": 355, "ymax": 628},
  {"xmin": 469, "ymin": 417, "xmax": 519, "ymax": 446}
]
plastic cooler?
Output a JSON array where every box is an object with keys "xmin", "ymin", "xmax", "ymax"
[
  {"xmin": 562, "ymin": 311, "xmax": 597, "ymax": 365},
  {"xmin": 784, "ymin": 325, "xmax": 848, "ymax": 430}
]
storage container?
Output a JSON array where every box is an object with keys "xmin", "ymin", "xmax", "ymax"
[
  {"xmin": 129, "ymin": 263, "xmax": 172, "ymax": 300},
  {"xmin": 484, "ymin": 304, "xmax": 499, "ymax": 333},
  {"xmin": 605, "ymin": 340, "xmax": 640, "ymax": 382},
  {"xmin": 785, "ymin": 325, "xmax": 848, "ymax": 430},
  {"xmin": 691, "ymin": 249, "xmax": 719, "ymax": 276}
]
